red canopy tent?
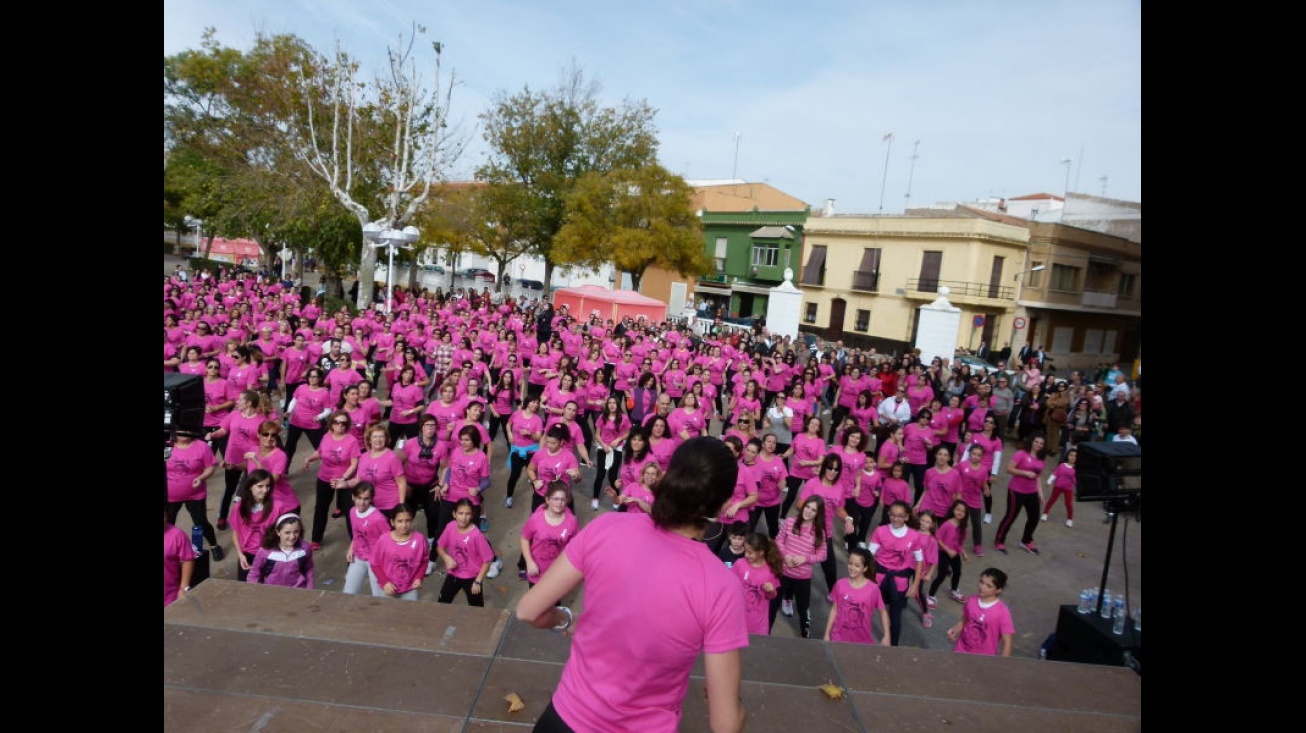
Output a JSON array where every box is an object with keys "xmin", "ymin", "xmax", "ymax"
[
  {"xmin": 551, "ymin": 285, "xmax": 667, "ymax": 323},
  {"xmin": 199, "ymin": 238, "xmax": 265, "ymax": 266}
]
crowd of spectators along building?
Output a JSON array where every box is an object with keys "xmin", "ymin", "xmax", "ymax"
[{"xmin": 163, "ymin": 264, "xmax": 1141, "ymax": 656}]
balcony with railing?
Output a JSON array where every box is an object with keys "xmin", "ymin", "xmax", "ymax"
[
  {"xmin": 851, "ymin": 270, "xmax": 880, "ymax": 292},
  {"xmin": 1080, "ymin": 290, "xmax": 1118, "ymax": 308},
  {"xmin": 905, "ymin": 278, "xmax": 1014, "ymax": 301}
]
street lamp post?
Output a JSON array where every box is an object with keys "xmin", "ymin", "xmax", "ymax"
[
  {"xmin": 363, "ymin": 222, "xmax": 420, "ymax": 314},
  {"xmin": 1008, "ymin": 264, "xmax": 1047, "ymax": 355},
  {"xmin": 183, "ymin": 216, "xmax": 203, "ymax": 258}
]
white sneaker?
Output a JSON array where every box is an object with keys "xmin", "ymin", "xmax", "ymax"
[
  {"xmin": 426, "ymin": 561, "xmax": 436, "ymax": 577},
  {"xmin": 1041, "ymin": 513, "xmax": 1049, "ymax": 522},
  {"xmin": 612, "ymin": 502, "xmax": 621, "ymax": 510},
  {"xmin": 857, "ymin": 542, "xmax": 868, "ymax": 550},
  {"xmin": 486, "ymin": 558, "xmax": 503, "ymax": 579},
  {"xmin": 504, "ymin": 496, "xmax": 514, "ymax": 508},
  {"xmin": 983, "ymin": 513, "xmax": 992, "ymax": 524},
  {"xmin": 781, "ymin": 599, "xmax": 794, "ymax": 617},
  {"xmin": 1065, "ymin": 520, "xmax": 1074, "ymax": 528},
  {"xmin": 590, "ymin": 499, "xmax": 600, "ymax": 510}
]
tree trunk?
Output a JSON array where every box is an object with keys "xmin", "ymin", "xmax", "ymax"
[
  {"xmin": 356, "ymin": 238, "xmax": 377, "ymax": 310},
  {"xmin": 629, "ymin": 269, "xmax": 643, "ymax": 292},
  {"xmin": 202, "ymin": 234, "xmax": 214, "ymax": 261},
  {"xmin": 544, "ymin": 260, "xmax": 555, "ymax": 294}
]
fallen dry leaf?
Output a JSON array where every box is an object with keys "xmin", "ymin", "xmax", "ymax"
[
  {"xmin": 819, "ymin": 681, "xmax": 846, "ymax": 700},
  {"xmin": 505, "ymin": 692, "xmax": 526, "ymax": 713}
]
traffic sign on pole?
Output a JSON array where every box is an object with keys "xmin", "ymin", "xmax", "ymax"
[{"xmin": 1013, "ymin": 317, "xmax": 1026, "ymax": 329}]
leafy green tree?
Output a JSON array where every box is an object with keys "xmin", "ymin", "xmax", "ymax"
[
  {"xmin": 554, "ymin": 164, "xmax": 709, "ymax": 292},
  {"xmin": 477, "ymin": 65, "xmax": 658, "ymax": 289}
]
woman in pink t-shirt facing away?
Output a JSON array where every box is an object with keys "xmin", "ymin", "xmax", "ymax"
[{"xmin": 517, "ymin": 437, "xmax": 748, "ymax": 733}]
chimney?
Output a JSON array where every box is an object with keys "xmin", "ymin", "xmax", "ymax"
[{"xmin": 823, "ymin": 198, "xmax": 835, "ymax": 217}]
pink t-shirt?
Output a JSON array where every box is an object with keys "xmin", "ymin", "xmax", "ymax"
[
  {"xmin": 247, "ymin": 448, "xmax": 294, "ymax": 510},
  {"xmin": 953, "ymin": 597, "xmax": 1016, "ymax": 656},
  {"xmin": 290, "ymin": 385, "xmax": 332, "ymax": 429},
  {"xmin": 436, "ymin": 523, "xmax": 494, "ymax": 580},
  {"xmin": 868, "ymin": 524, "xmax": 924, "ymax": 592},
  {"xmin": 166, "ymin": 440, "xmax": 214, "ymax": 503},
  {"xmin": 1051, "ymin": 462, "xmax": 1077, "ymax": 491},
  {"xmin": 520, "ymin": 507, "xmax": 580, "ymax": 584},
  {"xmin": 798, "ymin": 478, "xmax": 845, "ymax": 537},
  {"xmin": 552, "ymin": 513, "xmax": 749, "ymax": 733},
  {"xmin": 445, "ymin": 448, "xmax": 491, "ymax": 506},
  {"xmin": 754, "ymin": 454, "xmax": 789, "ymax": 508},
  {"xmin": 357, "ymin": 449, "xmax": 406, "ymax": 510},
  {"xmin": 529, "ymin": 448, "xmax": 580, "ymax": 495},
  {"xmin": 230, "ymin": 498, "xmax": 282, "ymax": 556},
  {"xmin": 789, "ymin": 433, "xmax": 827, "ymax": 480},
  {"xmin": 315, "ymin": 433, "xmax": 360, "ymax": 482},
  {"xmin": 667, "ymin": 407, "xmax": 705, "ymax": 442},
  {"xmin": 732, "ymin": 559, "xmax": 780, "ymax": 635},
  {"xmin": 877, "ymin": 440, "xmax": 901, "ymax": 471},
  {"xmin": 369, "ymin": 531, "xmax": 428, "ymax": 593},
  {"xmin": 389, "ymin": 383, "xmax": 426, "ymax": 425},
  {"xmin": 163, "ymin": 523, "xmax": 193, "ymax": 606},
  {"xmin": 203, "ymin": 378, "xmax": 237, "ymax": 428},
  {"xmin": 828, "ymin": 577, "xmax": 886, "ymax": 644},
  {"xmin": 935, "ymin": 519, "xmax": 966, "ymax": 557},
  {"xmin": 508, "ymin": 410, "xmax": 545, "ymax": 448},
  {"xmin": 400, "ymin": 436, "xmax": 442, "ymax": 487},
  {"xmin": 348, "ymin": 506, "xmax": 390, "ymax": 563},
  {"xmin": 647, "ymin": 436, "xmax": 677, "ymax": 472},
  {"xmin": 919, "ymin": 466, "xmax": 963, "ymax": 516},
  {"xmin": 958, "ymin": 462, "xmax": 989, "ymax": 509},
  {"xmin": 775, "ymin": 517, "xmax": 827, "ymax": 580},
  {"xmin": 837, "ymin": 448, "xmax": 868, "ymax": 501},
  {"xmin": 879, "ymin": 477, "xmax": 913, "ymax": 510},
  {"xmin": 903, "ymin": 423, "xmax": 934, "ymax": 465},
  {"xmin": 1007, "ymin": 450, "xmax": 1045, "ymax": 494},
  {"xmin": 718, "ymin": 461, "xmax": 760, "ymax": 524}
]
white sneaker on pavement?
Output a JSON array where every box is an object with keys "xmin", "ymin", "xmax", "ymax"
[
  {"xmin": 591, "ymin": 498, "xmax": 600, "ymax": 510},
  {"xmin": 486, "ymin": 558, "xmax": 503, "ymax": 579}
]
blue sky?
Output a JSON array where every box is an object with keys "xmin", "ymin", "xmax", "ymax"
[{"xmin": 164, "ymin": 0, "xmax": 1141, "ymax": 212}]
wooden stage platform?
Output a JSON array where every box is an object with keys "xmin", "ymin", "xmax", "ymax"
[{"xmin": 165, "ymin": 580, "xmax": 1141, "ymax": 732}]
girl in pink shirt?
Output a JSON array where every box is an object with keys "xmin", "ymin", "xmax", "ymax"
[
  {"xmin": 774, "ymin": 497, "xmax": 828, "ymax": 638},
  {"xmin": 228, "ymin": 470, "xmax": 281, "ymax": 582},
  {"xmin": 785, "ymin": 415, "xmax": 827, "ymax": 517},
  {"xmin": 868, "ymin": 500, "xmax": 925, "ymax": 646},
  {"xmin": 590, "ymin": 396, "xmax": 631, "ymax": 507},
  {"xmin": 994, "ymin": 435, "xmax": 1048, "ymax": 555},
  {"xmin": 799, "ymin": 454, "xmax": 857, "ymax": 592},
  {"xmin": 521, "ymin": 482, "xmax": 580, "ymax": 586},
  {"xmin": 343, "ymin": 484, "xmax": 390, "ymax": 595},
  {"xmin": 369, "ymin": 504, "xmax": 428, "ymax": 600},
  {"xmin": 208, "ymin": 389, "xmax": 264, "ymax": 529},
  {"xmin": 245, "ymin": 420, "xmax": 296, "ymax": 516},
  {"xmin": 912, "ymin": 510, "xmax": 941, "ymax": 628},
  {"xmin": 436, "ymin": 499, "xmax": 495, "ymax": 606},
  {"xmin": 387, "ymin": 365, "xmax": 427, "ymax": 443},
  {"xmin": 972, "ymin": 415, "xmax": 1005, "ymax": 525},
  {"xmin": 285, "ymin": 368, "xmax": 331, "ymax": 466},
  {"xmin": 645, "ymin": 415, "xmax": 677, "ymax": 472},
  {"xmin": 164, "ymin": 433, "xmax": 218, "ymax": 559},
  {"xmin": 957, "ymin": 443, "xmax": 991, "ymax": 555},
  {"xmin": 751, "ymin": 433, "xmax": 789, "ymax": 539},
  {"xmin": 823, "ymin": 548, "xmax": 891, "ymax": 645},
  {"xmin": 916, "ymin": 446, "xmax": 963, "ymax": 518},
  {"xmin": 929, "ymin": 499, "xmax": 971, "ymax": 607},
  {"xmin": 733, "ymin": 533, "xmax": 782, "ymax": 636},
  {"xmin": 1042, "ymin": 447, "xmax": 1078, "ymax": 527},
  {"xmin": 903, "ymin": 409, "xmax": 936, "ymax": 504},
  {"xmin": 946, "ymin": 568, "xmax": 1015, "ymax": 657}
]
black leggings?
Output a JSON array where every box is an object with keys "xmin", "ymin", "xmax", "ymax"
[
  {"xmin": 166, "ymin": 499, "xmax": 216, "ymax": 549},
  {"xmin": 781, "ymin": 475, "xmax": 804, "ymax": 517},
  {"xmin": 389, "ymin": 421, "xmax": 420, "ymax": 444},
  {"xmin": 218, "ymin": 466, "xmax": 244, "ymax": 522},
  {"xmin": 534, "ymin": 700, "xmax": 577, "ymax": 733},
  {"xmin": 505, "ymin": 451, "xmax": 536, "ymax": 499},
  {"xmin": 966, "ymin": 503, "xmax": 984, "ymax": 548},
  {"xmin": 488, "ymin": 413, "xmax": 511, "ymax": 445},
  {"xmin": 437, "ymin": 575, "xmax": 485, "ymax": 606},
  {"xmin": 829, "ymin": 405, "xmax": 850, "ymax": 442},
  {"xmin": 591, "ymin": 447, "xmax": 622, "ymax": 499},
  {"xmin": 749, "ymin": 504, "xmax": 782, "ymax": 539},
  {"xmin": 776, "ymin": 574, "xmax": 813, "ymax": 636},
  {"xmin": 929, "ymin": 551, "xmax": 963, "ymax": 598},
  {"xmin": 285, "ymin": 424, "xmax": 324, "ymax": 467},
  {"xmin": 880, "ymin": 574, "xmax": 913, "ymax": 646},
  {"xmin": 905, "ymin": 463, "xmax": 928, "ymax": 505},
  {"xmin": 282, "ymin": 381, "xmax": 304, "ymax": 412},
  {"xmin": 310, "ymin": 478, "xmax": 351, "ymax": 544},
  {"xmin": 848, "ymin": 500, "xmax": 878, "ymax": 548},
  {"xmin": 818, "ymin": 536, "xmax": 837, "ymax": 593},
  {"xmin": 995, "ymin": 490, "xmax": 1041, "ymax": 546}
]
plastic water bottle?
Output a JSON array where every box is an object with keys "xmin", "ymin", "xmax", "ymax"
[
  {"xmin": 1077, "ymin": 590, "xmax": 1091, "ymax": 614},
  {"xmin": 1086, "ymin": 588, "xmax": 1098, "ymax": 613},
  {"xmin": 1100, "ymin": 590, "xmax": 1113, "ymax": 619},
  {"xmin": 1132, "ymin": 608, "xmax": 1141, "ymax": 632},
  {"xmin": 191, "ymin": 523, "xmax": 205, "ymax": 557},
  {"xmin": 1112, "ymin": 598, "xmax": 1126, "ymax": 635}
]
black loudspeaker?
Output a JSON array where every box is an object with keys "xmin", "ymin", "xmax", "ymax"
[
  {"xmin": 1075, "ymin": 442, "xmax": 1141, "ymax": 502},
  {"xmin": 164, "ymin": 373, "xmax": 205, "ymax": 438},
  {"xmin": 1048, "ymin": 605, "xmax": 1141, "ymax": 672}
]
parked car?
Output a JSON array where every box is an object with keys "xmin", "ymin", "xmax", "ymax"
[
  {"xmin": 421, "ymin": 264, "xmax": 445, "ymax": 273},
  {"xmin": 455, "ymin": 267, "xmax": 495, "ymax": 282},
  {"xmin": 517, "ymin": 278, "xmax": 545, "ymax": 291},
  {"xmin": 952, "ymin": 353, "xmax": 1002, "ymax": 375}
]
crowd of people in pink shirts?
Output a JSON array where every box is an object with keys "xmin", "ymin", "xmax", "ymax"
[{"xmin": 164, "ymin": 264, "xmax": 1141, "ymax": 728}]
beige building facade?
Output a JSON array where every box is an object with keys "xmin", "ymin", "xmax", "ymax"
[{"xmin": 798, "ymin": 208, "xmax": 1141, "ymax": 375}]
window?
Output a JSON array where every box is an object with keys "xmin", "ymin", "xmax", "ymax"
[
  {"xmin": 1026, "ymin": 261, "xmax": 1045, "ymax": 288},
  {"xmin": 1049, "ymin": 264, "xmax": 1081, "ymax": 292},
  {"xmin": 751, "ymin": 243, "xmax": 779, "ymax": 268},
  {"xmin": 988, "ymin": 256, "xmax": 1005, "ymax": 298},
  {"xmin": 714, "ymin": 237, "xmax": 727, "ymax": 272},
  {"xmin": 804, "ymin": 302, "xmax": 818, "ymax": 324},
  {"xmin": 918, "ymin": 251, "xmax": 942, "ymax": 292},
  {"xmin": 852, "ymin": 248, "xmax": 881, "ymax": 291},
  {"xmin": 1117, "ymin": 273, "xmax": 1137, "ymax": 298},
  {"xmin": 801, "ymin": 245, "xmax": 827, "ymax": 286},
  {"xmin": 855, "ymin": 309, "xmax": 870, "ymax": 332}
]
